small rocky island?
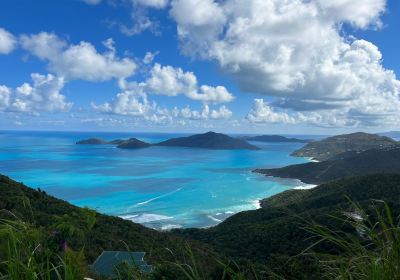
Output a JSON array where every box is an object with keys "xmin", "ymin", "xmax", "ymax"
[
  {"xmin": 241, "ymin": 135, "xmax": 311, "ymax": 143},
  {"xmin": 291, "ymin": 132, "xmax": 399, "ymax": 161},
  {"xmin": 155, "ymin": 131, "xmax": 260, "ymax": 150},
  {"xmin": 77, "ymin": 131, "xmax": 260, "ymax": 151}
]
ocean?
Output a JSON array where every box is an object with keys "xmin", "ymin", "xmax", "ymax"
[{"xmin": 0, "ymin": 130, "xmax": 313, "ymax": 229}]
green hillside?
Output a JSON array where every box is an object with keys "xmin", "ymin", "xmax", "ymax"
[
  {"xmin": 174, "ymin": 174, "xmax": 400, "ymax": 278},
  {"xmin": 0, "ymin": 175, "xmax": 222, "ymax": 279},
  {"xmin": 256, "ymin": 147, "xmax": 400, "ymax": 184}
]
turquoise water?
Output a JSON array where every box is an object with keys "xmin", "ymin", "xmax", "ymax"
[{"xmin": 0, "ymin": 131, "xmax": 310, "ymax": 229}]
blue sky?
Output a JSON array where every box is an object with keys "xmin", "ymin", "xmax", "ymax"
[{"xmin": 0, "ymin": 0, "xmax": 399, "ymax": 134}]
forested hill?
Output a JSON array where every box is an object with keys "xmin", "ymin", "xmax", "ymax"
[
  {"xmin": 0, "ymin": 175, "xmax": 213, "ymax": 264},
  {"xmin": 291, "ymin": 132, "xmax": 399, "ymax": 161},
  {"xmin": 155, "ymin": 131, "xmax": 260, "ymax": 150},
  {"xmin": 173, "ymin": 174, "xmax": 400, "ymax": 278},
  {"xmin": 256, "ymin": 146, "xmax": 400, "ymax": 184},
  {"xmin": 240, "ymin": 135, "xmax": 310, "ymax": 143}
]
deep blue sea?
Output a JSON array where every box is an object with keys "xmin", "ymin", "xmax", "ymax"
[{"xmin": 0, "ymin": 131, "xmax": 314, "ymax": 229}]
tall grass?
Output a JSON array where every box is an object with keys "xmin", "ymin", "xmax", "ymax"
[
  {"xmin": 0, "ymin": 212, "xmax": 87, "ymax": 280},
  {"xmin": 1, "ymin": 200, "xmax": 399, "ymax": 279},
  {"xmin": 307, "ymin": 201, "xmax": 400, "ymax": 280}
]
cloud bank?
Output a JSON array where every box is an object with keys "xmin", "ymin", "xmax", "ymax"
[{"xmin": 170, "ymin": 0, "xmax": 399, "ymax": 128}]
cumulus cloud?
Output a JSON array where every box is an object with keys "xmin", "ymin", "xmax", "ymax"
[
  {"xmin": 20, "ymin": 32, "xmax": 136, "ymax": 82},
  {"xmin": 91, "ymin": 87, "xmax": 155, "ymax": 117},
  {"xmin": 0, "ymin": 86, "xmax": 11, "ymax": 109},
  {"xmin": 0, "ymin": 27, "xmax": 16, "ymax": 54},
  {"xmin": 172, "ymin": 104, "xmax": 232, "ymax": 120},
  {"xmin": 171, "ymin": 0, "xmax": 399, "ymax": 127},
  {"xmin": 247, "ymin": 99, "xmax": 296, "ymax": 124},
  {"xmin": 145, "ymin": 63, "xmax": 234, "ymax": 104},
  {"xmin": 116, "ymin": 0, "xmax": 169, "ymax": 36},
  {"xmin": 92, "ymin": 84, "xmax": 233, "ymax": 124},
  {"xmin": 247, "ymin": 99, "xmax": 370, "ymax": 128},
  {"xmin": 143, "ymin": 51, "xmax": 159, "ymax": 64},
  {"xmin": 0, "ymin": 73, "xmax": 72, "ymax": 114},
  {"xmin": 210, "ymin": 105, "xmax": 233, "ymax": 120}
]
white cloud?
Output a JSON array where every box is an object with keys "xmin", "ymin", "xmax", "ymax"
[
  {"xmin": 20, "ymin": 32, "xmax": 136, "ymax": 82},
  {"xmin": 210, "ymin": 105, "xmax": 232, "ymax": 120},
  {"xmin": 247, "ymin": 99, "xmax": 296, "ymax": 124},
  {"xmin": 145, "ymin": 63, "xmax": 234, "ymax": 104},
  {"xmin": 187, "ymin": 85, "xmax": 235, "ymax": 104},
  {"xmin": 171, "ymin": 0, "xmax": 399, "ymax": 127},
  {"xmin": 0, "ymin": 73, "xmax": 72, "ymax": 114},
  {"xmin": 146, "ymin": 63, "xmax": 197, "ymax": 96},
  {"xmin": 92, "ymin": 84, "xmax": 233, "ymax": 124},
  {"xmin": 0, "ymin": 86, "xmax": 11, "ymax": 109},
  {"xmin": 173, "ymin": 104, "xmax": 232, "ymax": 120},
  {"xmin": 316, "ymin": 0, "xmax": 386, "ymax": 28},
  {"xmin": 246, "ymin": 99, "xmax": 376, "ymax": 128},
  {"xmin": 143, "ymin": 51, "xmax": 159, "ymax": 64},
  {"xmin": 91, "ymin": 86, "xmax": 155, "ymax": 117},
  {"xmin": 0, "ymin": 27, "xmax": 16, "ymax": 54}
]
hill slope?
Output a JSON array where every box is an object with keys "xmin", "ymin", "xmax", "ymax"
[
  {"xmin": 156, "ymin": 131, "xmax": 260, "ymax": 150},
  {"xmin": 291, "ymin": 132, "xmax": 398, "ymax": 161},
  {"xmin": 117, "ymin": 138, "xmax": 151, "ymax": 149},
  {"xmin": 0, "ymin": 175, "xmax": 212, "ymax": 264},
  {"xmin": 174, "ymin": 174, "xmax": 400, "ymax": 274},
  {"xmin": 242, "ymin": 135, "xmax": 310, "ymax": 143},
  {"xmin": 256, "ymin": 147, "xmax": 400, "ymax": 184},
  {"xmin": 76, "ymin": 138, "xmax": 108, "ymax": 145}
]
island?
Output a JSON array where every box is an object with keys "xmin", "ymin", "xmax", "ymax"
[
  {"xmin": 77, "ymin": 131, "xmax": 260, "ymax": 151},
  {"xmin": 76, "ymin": 138, "xmax": 108, "ymax": 145},
  {"xmin": 117, "ymin": 138, "xmax": 151, "ymax": 149},
  {"xmin": 291, "ymin": 132, "xmax": 399, "ymax": 161},
  {"xmin": 241, "ymin": 135, "xmax": 311, "ymax": 143},
  {"xmin": 155, "ymin": 131, "xmax": 260, "ymax": 150},
  {"xmin": 255, "ymin": 146, "xmax": 400, "ymax": 184}
]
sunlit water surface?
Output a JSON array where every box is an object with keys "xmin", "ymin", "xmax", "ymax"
[{"xmin": 0, "ymin": 131, "xmax": 313, "ymax": 229}]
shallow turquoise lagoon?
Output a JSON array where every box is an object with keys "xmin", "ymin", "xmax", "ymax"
[{"xmin": 0, "ymin": 131, "xmax": 311, "ymax": 229}]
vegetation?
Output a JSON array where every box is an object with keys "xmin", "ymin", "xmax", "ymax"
[
  {"xmin": 241, "ymin": 135, "xmax": 310, "ymax": 143},
  {"xmin": 0, "ymin": 175, "xmax": 223, "ymax": 279},
  {"xmin": 291, "ymin": 132, "xmax": 399, "ymax": 161},
  {"xmin": 155, "ymin": 131, "xmax": 261, "ymax": 150},
  {"xmin": 256, "ymin": 146, "xmax": 400, "ymax": 184},
  {"xmin": 174, "ymin": 174, "xmax": 400, "ymax": 279},
  {"xmin": 1, "ymin": 174, "xmax": 400, "ymax": 279}
]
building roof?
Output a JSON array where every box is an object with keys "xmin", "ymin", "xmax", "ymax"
[{"xmin": 90, "ymin": 251, "xmax": 152, "ymax": 277}]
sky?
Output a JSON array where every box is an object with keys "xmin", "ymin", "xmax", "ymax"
[{"xmin": 0, "ymin": 0, "xmax": 399, "ymax": 134}]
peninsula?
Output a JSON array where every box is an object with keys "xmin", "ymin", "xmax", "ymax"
[
  {"xmin": 291, "ymin": 132, "xmax": 399, "ymax": 161},
  {"xmin": 241, "ymin": 135, "xmax": 310, "ymax": 143}
]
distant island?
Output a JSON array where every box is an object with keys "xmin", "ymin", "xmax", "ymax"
[
  {"xmin": 291, "ymin": 132, "xmax": 399, "ymax": 161},
  {"xmin": 256, "ymin": 146, "xmax": 400, "ymax": 184},
  {"xmin": 155, "ymin": 131, "xmax": 260, "ymax": 150},
  {"xmin": 76, "ymin": 138, "xmax": 109, "ymax": 145},
  {"xmin": 240, "ymin": 135, "xmax": 311, "ymax": 143},
  {"xmin": 77, "ymin": 131, "xmax": 260, "ymax": 151},
  {"xmin": 117, "ymin": 138, "xmax": 151, "ymax": 149}
]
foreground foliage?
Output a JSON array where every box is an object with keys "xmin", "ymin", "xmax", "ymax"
[{"xmin": 1, "ymin": 174, "xmax": 400, "ymax": 279}]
